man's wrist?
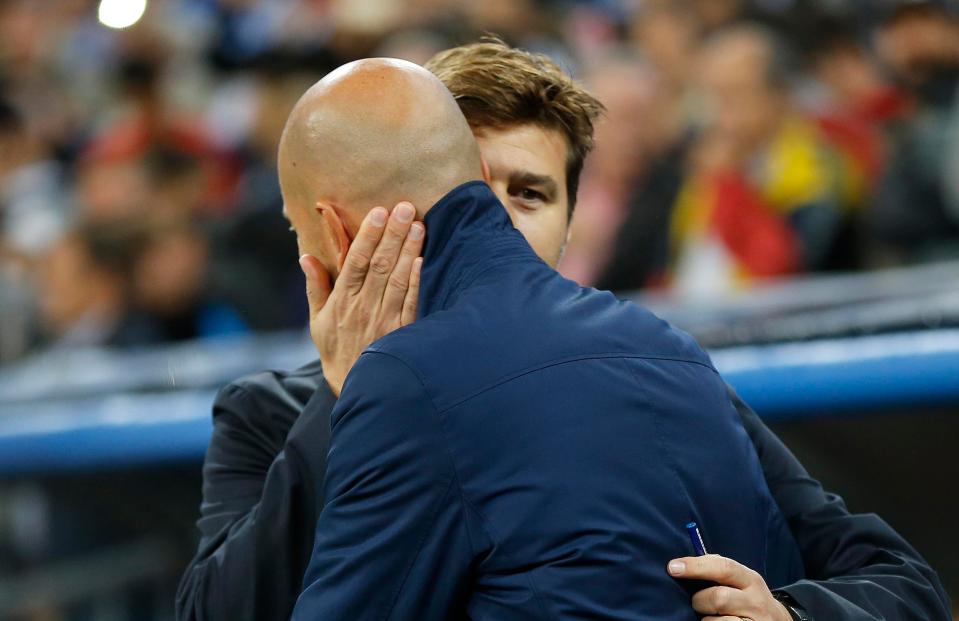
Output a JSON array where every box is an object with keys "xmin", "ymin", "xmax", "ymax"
[
  {"xmin": 773, "ymin": 591, "xmax": 813, "ymax": 621},
  {"xmin": 320, "ymin": 364, "xmax": 343, "ymax": 397}
]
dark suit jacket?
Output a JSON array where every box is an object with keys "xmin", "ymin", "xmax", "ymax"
[{"xmin": 176, "ymin": 187, "xmax": 951, "ymax": 621}]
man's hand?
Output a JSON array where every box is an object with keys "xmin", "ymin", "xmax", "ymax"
[
  {"xmin": 299, "ymin": 202, "xmax": 424, "ymax": 396},
  {"xmin": 668, "ymin": 554, "xmax": 793, "ymax": 621}
]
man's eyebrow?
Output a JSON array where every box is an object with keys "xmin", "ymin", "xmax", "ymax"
[{"xmin": 510, "ymin": 171, "xmax": 559, "ymax": 197}]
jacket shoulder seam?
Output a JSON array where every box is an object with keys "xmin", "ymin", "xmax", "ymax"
[{"xmin": 435, "ymin": 352, "xmax": 717, "ymax": 414}]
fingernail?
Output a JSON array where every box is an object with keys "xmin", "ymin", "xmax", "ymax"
[
  {"xmin": 396, "ymin": 203, "xmax": 415, "ymax": 223},
  {"xmin": 410, "ymin": 223, "xmax": 424, "ymax": 241},
  {"xmin": 668, "ymin": 560, "xmax": 686, "ymax": 575},
  {"xmin": 371, "ymin": 208, "xmax": 388, "ymax": 226}
]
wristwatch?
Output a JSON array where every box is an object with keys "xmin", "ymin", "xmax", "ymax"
[{"xmin": 773, "ymin": 591, "xmax": 813, "ymax": 621}]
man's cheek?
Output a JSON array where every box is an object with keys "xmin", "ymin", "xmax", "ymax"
[
  {"xmin": 544, "ymin": 215, "xmax": 571, "ymax": 268},
  {"xmin": 296, "ymin": 229, "xmax": 325, "ymax": 258},
  {"xmin": 529, "ymin": 231, "xmax": 558, "ymax": 268}
]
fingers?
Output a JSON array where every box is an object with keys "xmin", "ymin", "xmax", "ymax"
[
  {"xmin": 692, "ymin": 585, "xmax": 750, "ymax": 617},
  {"xmin": 383, "ymin": 220, "xmax": 424, "ymax": 312},
  {"xmin": 401, "ymin": 257, "xmax": 422, "ymax": 326},
  {"xmin": 668, "ymin": 555, "xmax": 754, "ymax": 589},
  {"xmin": 337, "ymin": 206, "xmax": 388, "ymax": 295},
  {"xmin": 361, "ymin": 202, "xmax": 417, "ymax": 294},
  {"xmin": 315, "ymin": 201, "xmax": 420, "ymax": 331},
  {"xmin": 299, "ymin": 254, "xmax": 332, "ymax": 319}
]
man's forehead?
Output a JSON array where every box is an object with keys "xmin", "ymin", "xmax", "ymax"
[
  {"xmin": 476, "ymin": 122, "xmax": 569, "ymax": 148},
  {"xmin": 476, "ymin": 124, "xmax": 568, "ymax": 174}
]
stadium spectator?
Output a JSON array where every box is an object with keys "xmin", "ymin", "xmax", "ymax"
[
  {"xmin": 35, "ymin": 222, "xmax": 156, "ymax": 350},
  {"xmin": 667, "ymin": 24, "xmax": 849, "ymax": 298},
  {"xmin": 629, "ymin": 0, "xmax": 698, "ymax": 98},
  {"xmin": 0, "ymin": 98, "xmax": 63, "ymax": 363},
  {"xmin": 74, "ymin": 151, "xmax": 152, "ymax": 224},
  {"xmin": 870, "ymin": 0, "xmax": 959, "ymax": 263},
  {"xmin": 204, "ymin": 52, "xmax": 320, "ymax": 331},
  {"xmin": 806, "ymin": 18, "xmax": 901, "ymax": 187},
  {"xmin": 0, "ymin": 99, "xmax": 69, "ymax": 261},
  {"xmin": 599, "ymin": 12, "xmax": 873, "ymax": 293},
  {"xmin": 692, "ymin": 0, "xmax": 746, "ymax": 33},
  {"xmin": 560, "ymin": 52, "xmax": 660, "ymax": 285},
  {"xmin": 132, "ymin": 218, "xmax": 247, "ymax": 342},
  {"xmin": 585, "ymin": 2, "xmax": 698, "ymax": 292}
]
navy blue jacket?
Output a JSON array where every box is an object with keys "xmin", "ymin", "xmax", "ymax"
[
  {"xmin": 178, "ymin": 365, "xmax": 953, "ymax": 621},
  {"xmin": 291, "ymin": 181, "xmax": 805, "ymax": 620}
]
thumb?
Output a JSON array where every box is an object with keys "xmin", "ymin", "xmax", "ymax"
[{"xmin": 299, "ymin": 254, "xmax": 332, "ymax": 318}]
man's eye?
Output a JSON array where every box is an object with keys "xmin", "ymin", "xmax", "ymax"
[{"xmin": 517, "ymin": 188, "xmax": 545, "ymax": 202}]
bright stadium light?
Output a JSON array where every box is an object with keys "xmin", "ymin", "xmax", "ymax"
[{"xmin": 98, "ymin": 0, "xmax": 147, "ymax": 30}]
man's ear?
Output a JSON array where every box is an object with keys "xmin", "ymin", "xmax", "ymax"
[
  {"xmin": 480, "ymin": 156, "xmax": 492, "ymax": 184},
  {"xmin": 316, "ymin": 201, "xmax": 351, "ymax": 270}
]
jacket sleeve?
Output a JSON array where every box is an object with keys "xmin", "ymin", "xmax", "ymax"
[
  {"xmin": 293, "ymin": 351, "xmax": 474, "ymax": 621},
  {"xmin": 176, "ymin": 381, "xmax": 336, "ymax": 621},
  {"xmin": 728, "ymin": 386, "xmax": 952, "ymax": 621}
]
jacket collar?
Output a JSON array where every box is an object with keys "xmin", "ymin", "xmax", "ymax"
[{"xmin": 418, "ymin": 180, "xmax": 536, "ymax": 317}]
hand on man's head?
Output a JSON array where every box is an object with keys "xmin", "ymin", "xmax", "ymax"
[{"xmin": 299, "ymin": 201, "xmax": 424, "ymax": 396}]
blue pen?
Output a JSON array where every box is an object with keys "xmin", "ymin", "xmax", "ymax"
[{"xmin": 686, "ymin": 522, "xmax": 708, "ymax": 556}]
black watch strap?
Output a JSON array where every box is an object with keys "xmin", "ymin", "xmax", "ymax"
[{"xmin": 773, "ymin": 591, "xmax": 813, "ymax": 621}]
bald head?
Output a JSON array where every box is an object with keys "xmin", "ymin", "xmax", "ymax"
[{"xmin": 278, "ymin": 58, "xmax": 483, "ymax": 225}]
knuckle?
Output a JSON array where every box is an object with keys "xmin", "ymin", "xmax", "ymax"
[
  {"xmin": 387, "ymin": 220, "xmax": 408, "ymax": 237},
  {"xmin": 363, "ymin": 219, "xmax": 384, "ymax": 237},
  {"xmin": 712, "ymin": 587, "xmax": 730, "ymax": 610},
  {"xmin": 369, "ymin": 254, "xmax": 392, "ymax": 276},
  {"xmin": 360, "ymin": 218, "xmax": 384, "ymax": 237},
  {"xmin": 356, "ymin": 305, "xmax": 373, "ymax": 323},
  {"xmin": 347, "ymin": 251, "xmax": 371, "ymax": 272},
  {"xmin": 720, "ymin": 556, "xmax": 736, "ymax": 580},
  {"xmin": 388, "ymin": 275, "xmax": 408, "ymax": 291}
]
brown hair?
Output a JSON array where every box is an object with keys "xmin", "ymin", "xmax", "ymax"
[{"xmin": 425, "ymin": 38, "xmax": 604, "ymax": 215}]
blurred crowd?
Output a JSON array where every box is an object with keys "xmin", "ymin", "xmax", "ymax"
[{"xmin": 1, "ymin": 0, "xmax": 959, "ymax": 365}]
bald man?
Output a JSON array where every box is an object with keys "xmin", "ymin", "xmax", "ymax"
[
  {"xmin": 279, "ymin": 59, "xmax": 482, "ymax": 297},
  {"xmin": 280, "ymin": 57, "xmax": 803, "ymax": 620}
]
